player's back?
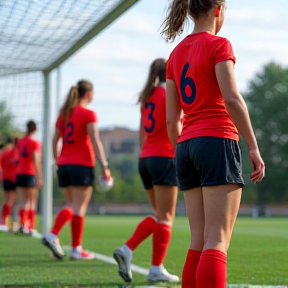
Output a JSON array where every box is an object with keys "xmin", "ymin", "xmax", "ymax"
[
  {"xmin": 1, "ymin": 148, "xmax": 17, "ymax": 181},
  {"xmin": 57, "ymin": 105, "xmax": 96, "ymax": 167},
  {"xmin": 140, "ymin": 86, "xmax": 174, "ymax": 158},
  {"xmin": 17, "ymin": 136, "xmax": 39, "ymax": 175},
  {"xmin": 167, "ymin": 32, "xmax": 238, "ymax": 143}
]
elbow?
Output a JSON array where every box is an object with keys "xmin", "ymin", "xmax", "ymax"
[
  {"xmin": 166, "ymin": 117, "xmax": 173, "ymax": 129},
  {"xmin": 224, "ymin": 93, "xmax": 244, "ymax": 109}
]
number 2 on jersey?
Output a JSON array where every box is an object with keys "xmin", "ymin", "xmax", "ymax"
[
  {"xmin": 63, "ymin": 122, "xmax": 74, "ymax": 144},
  {"xmin": 144, "ymin": 102, "xmax": 155, "ymax": 133},
  {"xmin": 180, "ymin": 62, "xmax": 196, "ymax": 104}
]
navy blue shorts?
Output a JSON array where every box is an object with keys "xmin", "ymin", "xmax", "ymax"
[
  {"xmin": 176, "ymin": 137, "xmax": 244, "ymax": 191},
  {"xmin": 16, "ymin": 174, "xmax": 36, "ymax": 188},
  {"xmin": 57, "ymin": 165, "xmax": 95, "ymax": 188},
  {"xmin": 3, "ymin": 180, "xmax": 16, "ymax": 191},
  {"xmin": 139, "ymin": 157, "xmax": 178, "ymax": 190}
]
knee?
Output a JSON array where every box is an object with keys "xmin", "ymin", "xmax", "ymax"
[
  {"xmin": 203, "ymin": 231, "xmax": 231, "ymax": 253},
  {"xmin": 156, "ymin": 211, "xmax": 174, "ymax": 224}
]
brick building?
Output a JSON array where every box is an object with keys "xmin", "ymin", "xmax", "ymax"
[{"xmin": 99, "ymin": 126, "xmax": 139, "ymax": 158}]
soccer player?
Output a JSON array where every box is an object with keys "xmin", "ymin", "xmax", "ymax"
[
  {"xmin": 42, "ymin": 80, "xmax": 111, "ymax": 260},
  {"xmin": 113, "ymin": 59, "xmax": 179, "ymax": 283},
  {"xmin": 0, "ymin": 137, "xmax": 17, "ymax": 229},
  {"xmin": 162, "ymin": 1, "xmax": 265, "ymax": 288},
  {"xmin": 16, "ymin": 121, "xmax": 42, "ymax": 234}
]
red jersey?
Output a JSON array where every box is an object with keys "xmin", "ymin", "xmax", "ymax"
[
  {"xmin": 140, "ymin": 86, "xmax": 174, "ymax": 158},
  {"xmin": 166, "ymin": 32, "xmax": 239, "ymax": 143},
  {"xmin": 1, "ymin": 148, "xmax": 17, "ymax": 182},
  {"xmin": 56, "ymin": 105, "xmax": 97, "ymax": 167},
  {"xmin": 16, "ymin": 136, "xmax": 41, "ymax": 175}
]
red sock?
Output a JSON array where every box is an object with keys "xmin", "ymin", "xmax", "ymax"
[
  {"xmin": 196, "ymin": 249, "xmax": 227, "ymax": 288},
  {"xmin": 182, "ymin": 249, "xmax": 202, "ymax": 288},
  {"xmin": 71, "ymin": 215, "xmax": 84, "ymax": 248},
  {"xmin": 152, "ymin": 222, "xmax": 172, "ymax": 266},
  {"xmin": 126, "ymin": 216, "xmax": 156, "ymax": 251},
  {"xmin": 19, "ymin": 209, "xmax": 27, "ymax": 226},
  {"xmin": 1, "ymin": 204, "xmax": 12, "ymax": 224},
  {"xmin": 27, "ymin": 209, "xmax": 36, "ymax": 230},
  {"xmin": 51, "ymin": 207, "xmax": 73, "ymax": 236}
]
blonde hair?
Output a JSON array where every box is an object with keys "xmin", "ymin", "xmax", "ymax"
[
  {"xmin": 60, "ymin": 80, "xmax": 93, "ymax": 121},
  {"xmin": 161, "ymin": 0, "xmax": 225, "ymax": 42}
]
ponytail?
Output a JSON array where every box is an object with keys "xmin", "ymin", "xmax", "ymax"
[
  {"xmin": 60, "ymin": 80, "xmax": 93, "ymax": 121},
  {"xmin": 138, "ymin": 59, "xmax": 166, "ymax": 104},
  {"xmin": 60, "ymin": 86, "xmax": 79, "ymax": 121},
  {"xmin": 161, "ymin": 0, "xmax": 189, "ymax": 42},
  {"xmin": 161, "ymin": 0, "xmax": 225, "ymax": 42}
]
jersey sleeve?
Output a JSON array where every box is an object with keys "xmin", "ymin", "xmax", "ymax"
[
  {"xmin": 33, "ymin": 140, "xmax": 41, "ymax": 152},
  {"xmin": 86, "ymin": 110, "xmax": 98, "ymax": 124},
  {"xmin": 213, "ymin": 39, "xmax": 236, "ymax": 65},
  {"xmin": 166, "ymin": 57, "xmax": 174, "ymax": 80}
]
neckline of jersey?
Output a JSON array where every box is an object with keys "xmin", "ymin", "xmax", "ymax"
[{"xmin": 187, "ymin": 31, "xmax": 212, "ymax": 38}]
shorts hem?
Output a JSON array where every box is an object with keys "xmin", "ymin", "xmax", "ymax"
[
  {"xmin": 180, "ymin": 180, "xmax": 244, "ymax": 191},
  {"xmin": 152, "ymin": 181, "xmax": 178, "ymax": 187},
  {"xmin": 59, "ymin": 183, "xmax": 94, "ymax": 188}
]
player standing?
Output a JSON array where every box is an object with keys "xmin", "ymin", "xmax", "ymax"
[
  {"xmin": 0, "ymin": 137, "xmax": 17, "ymax": 230},
  {"xmin": 113, "ymin": 59, "xmax": 179, "ymax": 283},
  {"xmin": 42, "ymin": 80, "xmax": 111, "ymax": 260},
  {"xmin": 16, "ymin": 121, "xmax": 42, "ymax": 234},
  {"xmin": 162, "ymin": 1, "xmax": 265, "ymax": 287}
]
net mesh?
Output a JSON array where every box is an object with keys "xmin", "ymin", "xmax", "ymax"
[
  {"xmin": 0, "ymin": 0, "xmax": 129, "ymax": 76},
  {"xmin": 0, "ymin": 72, "xmax": 43, "ymax": 135}
]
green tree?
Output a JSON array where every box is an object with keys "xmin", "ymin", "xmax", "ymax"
[
  {"xmin": 243, "ymin": 62, "xmax": 288, "ymax": 204},
  {"xmin": 0, "ymin": 101, "xmax": 16, "ymax": 140}
]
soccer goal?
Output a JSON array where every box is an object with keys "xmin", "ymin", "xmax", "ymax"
[{"xmin": 0, "ymin": 0, "xmax": 139, "ymax": 233}]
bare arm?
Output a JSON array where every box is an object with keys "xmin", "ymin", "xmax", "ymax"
[
  {"xmin": 216, "ymin": 60, "xmax": 265, "ymax": 182},
  {"xmin": 139, "ymin": 116, "xmax": 145, "ymax": 149},
  {"xmin": 87, "ymin": 122, "xmax": 110, "ymax": 176},
  {"xmin": 33, "ymin": 150, "xmax": 43, "ymax": 188},
  {"xmin": 52, "ymin": 128, "xmax": 60, "ymax": 162},
  {"xmin": 166, "ymin": 79, "xmax": 182, "ymax": 148}
]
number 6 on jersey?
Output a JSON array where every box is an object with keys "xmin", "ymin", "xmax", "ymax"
[{"xmin": 180, "ymin": 62, "xmax": 196, "ymax": 105}]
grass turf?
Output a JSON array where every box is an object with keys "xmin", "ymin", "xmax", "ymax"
[{"xmin": 0, "ymin": 216, "xmax": 287, "ymax": 287}]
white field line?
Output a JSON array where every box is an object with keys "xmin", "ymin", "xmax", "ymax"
[{"xmin": 18, "ymin": 230, "xmax": 284, "ymax": 288}]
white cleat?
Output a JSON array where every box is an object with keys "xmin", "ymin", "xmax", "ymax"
[
  {"xmin": 148, "ymin": 266, "xmax": 180, "ymax": 283},
  {"xmin": 70, "ymin": 247, "xmax": 95, "ymax": 260},
  {"xmin": 42, "ymin": 232, "xmax": 65, "ymax": 260},
  {"xmin": 113, "ymin": 245, "xmax": 133, "ymax": 282}
]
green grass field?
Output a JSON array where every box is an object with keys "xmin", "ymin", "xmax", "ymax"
[{"xmin": 0, "ymin": 216, "xmax": 288, "ymax": 287}]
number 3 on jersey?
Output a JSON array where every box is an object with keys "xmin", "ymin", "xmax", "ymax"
[
  {"xmin": 63, "ymin": 122, "xmax": 74, "ymax": 144},
  {"xmin": 144, "ymin": 102, "xmax": 155, "ymax": 133},
  {"xmin": 180, "ymin": 62, "xmax": 196, "ymax": 104}
]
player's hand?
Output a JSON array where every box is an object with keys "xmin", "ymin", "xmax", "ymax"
[
  {"xmin": 102, "ymin": 167, "xmax": 111, "ymax": 180},
  {"xmin": 249, "ymin": 148, "xmax": 265, "ymax": 183},
  {"xmin": 37, "ymin": 178, "xmax": 43, "ymax": 188}
]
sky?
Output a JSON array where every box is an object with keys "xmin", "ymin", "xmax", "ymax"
[{"xmin": 58, "ymin": 0, "xmax": 288, "ymax": 131}]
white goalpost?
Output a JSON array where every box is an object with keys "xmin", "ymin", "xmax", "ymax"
[{"xmin": 0, "ymin": 0, "xmax": 139, "ymax": 233}]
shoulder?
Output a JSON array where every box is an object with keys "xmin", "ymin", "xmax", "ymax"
[
  {"xmin": 210, "ymin": 35, "xmax": 233, "ymax": 48},
  {"xmin": 83, "ymin": 107, "xmax": 98, "ymax": 123}
]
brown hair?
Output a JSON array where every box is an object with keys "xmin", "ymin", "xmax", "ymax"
[
  {"xmin": 27, "ymin": 120, "xmax": 37, "ymax": 134},
  {"xmin": 138, "ymin": 58, "xmax": 166, "ymax": 104},
  {"xmin": 60, "ymin": 80, "xmax": 93, "ymax": 121},
  {"xmin": 161, "ymin": 0, "xmax": 225, "ymax": 42}
]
